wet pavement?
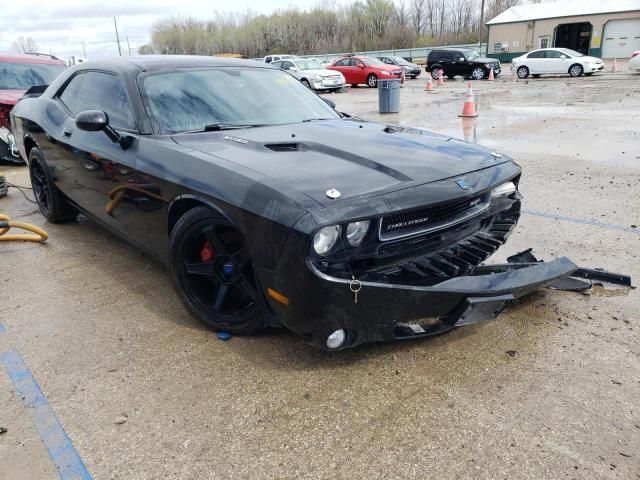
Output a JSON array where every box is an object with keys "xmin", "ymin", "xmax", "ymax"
[{"xmin": 1, "ymin": 64, "xmax": 639, "ymax": 479}]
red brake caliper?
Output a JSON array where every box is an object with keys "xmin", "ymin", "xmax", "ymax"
[{"xmin": 200, "ymin": 241, "xmax": 214, "ymax": 262}]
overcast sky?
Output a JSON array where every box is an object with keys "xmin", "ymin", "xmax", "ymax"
[{"xmin": 0, "ymin": 0, "xmax": 314, "ymax": 60}]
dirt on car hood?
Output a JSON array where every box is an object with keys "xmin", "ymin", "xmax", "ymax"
[{"xmin": 172, "ymin": 119, "xmax": 510, "ymax": 206}]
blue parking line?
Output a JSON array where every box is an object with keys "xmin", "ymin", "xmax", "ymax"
[
  {"xmin": 522, "ymin": 209, "xmax": 640, "ymax": 235},
  {"xmin": 1, "ymin": 349, "xmax": 92, "ymax": 480},
  {"xmin": 0, "ymin": 323, "xmax": 5, "ymax": 333}
]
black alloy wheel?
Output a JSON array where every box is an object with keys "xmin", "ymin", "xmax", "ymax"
[
  {"xmin": 169, "ymin": 206, "xmax": 265, "ymax": 335},
  {"xmin": 29, "ymin": 147, "xmax": 77, "ymax": 222}
]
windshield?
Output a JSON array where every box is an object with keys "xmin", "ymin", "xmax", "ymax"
[
  {"xmin": 142, "ymin": 67, "xmax": 339, "ymax": 134},
  {"xmin": 296, "ymin": 60, "xmax": 321, "ymax": 71},
  {"xmin": 391, "ymin": 56, "xmax": 410, "ymax": 65},
  {"xmin": 0, "ymin": 62, "xmax": 66, "ymax": 90},
  {"xmin": 362, "ymin": 57, "xmax": 386, "ymax": 67},
  {"xmin": 464, "ymin": 51, "xmax": 480, "ymax": 60},
  {"xmin": 559, "ymin": 48, "xmax": 584, "ymax": 57}
]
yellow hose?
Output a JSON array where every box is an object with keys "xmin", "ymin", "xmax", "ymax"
[{"xmin": 0, "ymin": 213, "xmax": 48, "ymax": 242}]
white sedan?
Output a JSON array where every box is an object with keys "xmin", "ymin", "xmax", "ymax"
[
  {"xmin": 512, "ymin": 48, "xmax": 604, "ymax": 79},
  {"xmin": 271, "ymin": 58, "xmax": 346, "ymax": 92},
  {"xmin": 630, "ymin": 51, "xmax": 640, "ymax": 72}
]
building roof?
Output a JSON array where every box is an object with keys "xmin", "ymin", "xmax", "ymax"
[{"xmin": 487, "ymin": 0, "xmax": 640, "ymax": 25}]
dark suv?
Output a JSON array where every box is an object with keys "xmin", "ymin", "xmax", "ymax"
[{"xmin": 426, "ymin": 48, "xmax": 501, "ymax": 80}]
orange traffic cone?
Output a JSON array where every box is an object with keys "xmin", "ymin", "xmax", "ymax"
[
  {"xmin": 488, "ymin": 68, "xmax": 495, "ymax": 81},
  {"xmin": 424, "ymin": 76, "xmax": 434, "ymax": 92},
  {"xmin": 611, "ymin": 58, "xmax": 618, "ymax": 73},
  {"xmin": 437, "ymin": 70, "xmax": 444, "ymax": 85},
  {"xmin": 459, "ymin": 83, "xmax": 478, "ymax": 118}
]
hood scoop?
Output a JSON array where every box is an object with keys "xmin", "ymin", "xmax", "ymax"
[{"xmin": 264, "ymin": 143, "xmax": 300, "ymax": 152}]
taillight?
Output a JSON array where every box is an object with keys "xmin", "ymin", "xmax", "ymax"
[
  {"xmin": 0, "ymin": 104, "xmax": 11, "ymax": 130},
  {"xmin": 632, "ymin": 51, "xmax": 640, "ymax": 59}
]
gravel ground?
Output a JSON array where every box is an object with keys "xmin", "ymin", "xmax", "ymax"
[{"xmin": 1, "ymin": 63, "xmax": 639, "ymax": 479}]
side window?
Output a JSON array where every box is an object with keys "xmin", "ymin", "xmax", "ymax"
[
  {"xmin": 271, "ymin": 61, "xmax": 283, "ymax": 69},
  {"xmin": 265, "ymin": 56, "xmax": 273, "ymax": 63},
  {"xmin": 442, "ymin": 52, "xmax": 454, "ymax": 62},
  {"xmin": 350, "ymin": 59, "xmax": 362, "ymax": 67},
  {"xmin": 58, "ymin": 72, "xmax": 135, "ymax": 130},
  {"xmin": 545, "ymin": 50, "xmax": 561, "ymax": 58},
  {"xmin": 335, "ymin": 59, "xmax": 350, "ymax": 67},
  {"xmin": 528, "ymin": 51, "xmax": 543, "ymax": 59},
  {"xmin": 281, "ymin": 61, "xmax": 294, "ymax": 70}
]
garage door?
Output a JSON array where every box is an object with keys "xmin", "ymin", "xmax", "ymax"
[{"xmin": 602, "ymin": 18, "xmax": 640, "ymax": 58}]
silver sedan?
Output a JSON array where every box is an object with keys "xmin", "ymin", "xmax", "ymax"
[{"xmin": 272, "ymin": 58, "xmax": 346, "ymax": 92}]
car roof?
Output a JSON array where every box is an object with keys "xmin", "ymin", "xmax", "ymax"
[
  {"xmin": 0, "ymin": 53, "xmax": 65, "ymax": 65},
  {"xmin": 429, "ymin": 48, "xmax": 471, "ymax": 52},
  {"xmin": 70, "ymin": 55, "xmax": 273, "ymax": 74}
]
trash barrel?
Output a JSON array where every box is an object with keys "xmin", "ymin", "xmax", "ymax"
[{"xmin": 378, "ymin": 79, "xmax": 401, "ymax": 113}]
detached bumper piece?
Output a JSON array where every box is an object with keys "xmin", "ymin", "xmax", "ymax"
[{"xmin": 393, "ymin": 251, "xmax": 632, "ymax": 342}]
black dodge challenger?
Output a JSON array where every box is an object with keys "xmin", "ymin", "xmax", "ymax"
[{"xmin": 10, "ymin": 56, "xmax": 594, "ymax": 349}]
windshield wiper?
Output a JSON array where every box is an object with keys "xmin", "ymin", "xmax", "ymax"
[
  {"xmin": 179, "ymin": 123, "xmax": 265, "ymax": 134},
  {"xmin": 301, "ymin": 118, "xmax": 334, "ymax": 123},
  {"xmin": 203, "ymin": 123, "xmax": 265, "ymax": 131}
]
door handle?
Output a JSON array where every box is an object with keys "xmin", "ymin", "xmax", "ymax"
[{"xmin": 62, "ymin": 127, "xmax": 72, "ymax": 138}]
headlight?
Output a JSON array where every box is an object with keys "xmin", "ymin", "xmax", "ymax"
[
  {"xmin": 313, "ymin": 225, "xmax": 341, "ymax": 255},
  {"xmin": 345, "ymin": 220, "xmax": 370, "ymax": 247},
  {"xmin": 379, "ymin": 70, "xmax": 391, "ymax": 76},
  {"xmin": 313, "ymin": 74, "xmax": 322, "ymax": 81},
  {"xmin": 491, "ymin": 181, "xmax": 516, "ymax": 198}
]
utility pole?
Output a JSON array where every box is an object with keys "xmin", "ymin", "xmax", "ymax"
[
  {"xmin": 478, "ymin": 0, "xmax": 486, "ymax": 53},
  {"xmin": 126, "ymin": 36, "xmax": 132, "ymax": 56},
  {"xmin": 114, "ymin": 16, "xmax": 122, "ymax": 56}
]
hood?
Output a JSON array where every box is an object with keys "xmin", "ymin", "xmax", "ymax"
[
  {"xmin": 308, "ymin": 68, "xmax": 343, "ymax": 77},
  {"xmin": 172, "ymin": 120, "xmax": 509, "ymax": 207},
  {"xmin": 0, "ymin": 89, "xmax": 26, "ymax": 106},
  {"xmin": 581, "ymin": 56, "xmax": 602, "ymax": 63}
]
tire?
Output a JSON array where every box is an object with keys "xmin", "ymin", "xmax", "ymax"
[
  {"xmin": 430, "ymin": 67, "xmax": 442, "ymax": 80},
  {"xmin": 471, "ymin": 67, "xmax": 485, "ymax": 80},
  {"xmin": 366, "ymin": 74, "xmax": 378, "ymax": 88},
  {"xmin": 168, "ymin": 206, "xmax": 266, "ymax": 335},
  {"xmin": 516, "ymin": 66, "xmax": 529, "ymax": 79},
  {"xmin": 532, "ymin": 74, "xmax": 541, "ymax": 78},
  {"xmin": 301, "ymin": 79, "xmax": 311, "ymax": 88},
  {"xmin": 28, "ymin": 147, "xmax": 77, "ymax": 222},
  {"xmin": 569, "ymin": 64, "xmax": 583, "ymax": 77}
]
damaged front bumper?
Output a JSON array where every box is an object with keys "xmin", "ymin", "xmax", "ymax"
[{"xmin": 282, "ymin": 255, "xmax": 631, "ymax": 349}]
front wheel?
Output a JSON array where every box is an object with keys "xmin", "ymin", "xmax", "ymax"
[
  {"xmin": 169, "ymin": 206, "xmax": 266, "ymax": 335},
  {"xmin": 516, "ymin": 66, "xmax": 530, "ymax": 79},
  {"xmin": 301, "ymin": 79, "xmax": 311, "ymax": 88},
  {"xmin": 367, "ymin": 74, "xmax": 378, "ymax": 88},
  {"xmin": 430, "ymin": 68, "xmax": 442, "ymax": 80},
  {"xmin": 471, "ymin": 67, "xmax": 485, "ymax": 80},
  {"xmin": 569, "ymin": 64, "xmax": 583, "ymax": 77}
]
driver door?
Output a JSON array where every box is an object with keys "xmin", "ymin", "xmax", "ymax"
[
  {"xmin": 50, "ymin": 71, "xmax": 148, "ymax": 240},
  {"xmin": 351, "ymin": 59, "xmax": 367, "ymax": 84}
]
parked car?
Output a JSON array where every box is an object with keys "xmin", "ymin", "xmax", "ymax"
[
  {"xmin": 426, "ymin": 48, "xmax": 501, "ymax": 80},
  {"xmin": 511, "ymin": 48, "xmax": 604, "ymax": 79},
  {"xmin": 271, "ymin": 58, "xmax": 346, "ymax": 92},
  {"xmin": 629, "ymin": 51, "xmax": 640, "ymax": 72},
  {"xmin": 327, "ymin": 56, "xmax": 404, "ymax": 88},
  {"xmin": 9, "ymin": 55, "xmax": 574, "ymax": 350},
  {"xmin": 0, "ymin": 53, "xmax": 66, "ymax": 163},
  {"xmin": 378, "ymin": 55, "xmax": 421, "ymax": 78},
  {"xmin": 263, "ymin": 54, "xmax": 297, "ymax": 64}
]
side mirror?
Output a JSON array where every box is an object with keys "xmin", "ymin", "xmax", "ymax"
[
  {"xmin": 358, "ymin": 64, "xmax": 365, "ymax": 69},
  {"xmin": 322, "ymin": 98, "xmax": 336, "ymax": 109},
  {"xmin": 76, "ymin": 110, "xmax": 108, "ymax": 132},
  {"xmin": 289, "ymin": 67, "xmax": 299, "ymax": 72},
  {"xmin": 75, "ymin": 109, "xmax": 134, "ymax": 150},
  {"xmin": 459, "ymin": 57, "xmax": 465, "ymax": 62}
]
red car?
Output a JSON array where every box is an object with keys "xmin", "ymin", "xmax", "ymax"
[
  {"xmin": 327, "ymin": 55, "xmax": 404, "ymax": 88},
  {"xmin": 1, "ymin": 53, "xmax": 66, "ymax": 163}
]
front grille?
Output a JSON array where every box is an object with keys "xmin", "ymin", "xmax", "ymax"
[{"xmin": 379, "ymin": 193, "xmax": 490, "ymax": 241}]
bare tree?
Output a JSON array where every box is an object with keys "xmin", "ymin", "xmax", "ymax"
[{"xmin": 13, "ymin": 36, "xmax": 39, "ymax": 54}]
